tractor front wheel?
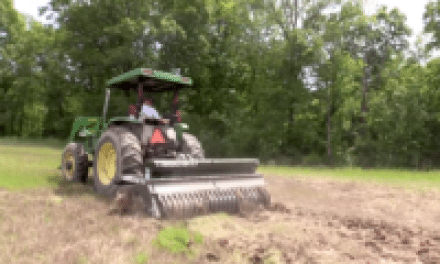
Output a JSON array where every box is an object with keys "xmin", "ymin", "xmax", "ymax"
[
  {"xmin": 61, "ymin": 143, "xmax": 88, "ymax": 183},
  {"xmin": 93, "ymin": 127, "xmax": 142, "ymax": 197}
]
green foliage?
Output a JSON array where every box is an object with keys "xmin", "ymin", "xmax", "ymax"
[
  {"xmin": 153, "ymin": 225, "xmax": 203, "ymax": 256},
  {"xmin": 424, "ymin": 0, "xmax": 440, "ymax": 51},
  {"xmin": 133, "ymin": 252, "xmax": 149, "ymax": 264},
  {"xmin": 1, "ymin": 0, "xmax": 440, "ymax": 168}
]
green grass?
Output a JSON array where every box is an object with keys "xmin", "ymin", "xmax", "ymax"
[
  {"xmin": 0, "ymin": 136, "xmax": 67, "ymax": 149},
  {"xmin": 153, "ymin": 225, "xmax": 203, "ymax": 256},
  {"xmin": 1, "ymin": 137, "xmax": 440, "ymax": 192},
  {"xmin": 258, "ymin": 166, "xmax": 440, "ymax": 190},
  {"xmin": 133, "ymin": 252, "xmax": 149, "ymax": 264},
  {"xmin": 0, "ymin": 140, "xmax": 63, "ymax": 190}
]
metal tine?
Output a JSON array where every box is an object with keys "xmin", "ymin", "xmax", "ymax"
[
  {"xmin": 161, "ymin": 195, "xmax": 168, "ymax": 218},
  {"xmin": 214, "ymin": 191, "xmax": 219, "ymax": 213},
  {"xmin": 183, "ymin": 194, "xmax": 188, "ymax": 219},
  {"xmin": 231, "ymin": 190, "xmax": 236, "ymax": 213},
  {"xmin": 217, "ymin": 191, "xmax": 222, "ymax": 213},
  {"xmin": 202, "ymin": 191, "xmax": 209, "ymax": 216},
  {"xmin": 187, "ymin": 194, "xmax": 192, "ymax": 218},
  {"xmin": 176, "ymin": 194, "xmax": 181, "ymax": 219},
  {"xmin": 185, "ymin": 194, "xmax": 190, "ymax": 219},
  {"xmin": 179, "ymin": 194, "xmax": 185, "ymax": 219},
  {"xmin": 181, "ymin": 194, "xmax": 186, "ymax": 219},
  {"xmin": 184, "ymin": 194, "xmax": 188, "ymax": 218},
  {"xmin": 171, "ymin": 195, "xmax": 177, "ymax": 218},
  {"xmin": 176, "ymin": 193, "xmax": 182, "ymax": 219},
  {"xmin": 223, "ymin": 191, "xmax": 228, "ymax": 213},
  {"xmin": 226, "ymin": 191, "xmax": 230, "ymax": 213},
  {"xmin": 210, "ymin": 191, "xmax": 215, "ymax": 213},
  {"xmin": 207, "ymin": 190, "xmax": 213, "ymax": 213},
  {"xmin": 231, "ymin": 190, "xmax": 237, "ymax": 213},
  {"xmin": 190, "ymin": 193, "xmax": 196, "ymax": 218},
  {"xmin": 158, "ymin": 195, "xmax": 165, "ymax": 218}
]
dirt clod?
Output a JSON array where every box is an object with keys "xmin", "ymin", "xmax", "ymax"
[{"xmin": 206, "ymin": 252, "xmax": 220, "ymax": 262}]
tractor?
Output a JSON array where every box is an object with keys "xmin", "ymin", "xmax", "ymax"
[{"xmin": 61, "ymin": 68, "xmax": 270, "ymax": 218}]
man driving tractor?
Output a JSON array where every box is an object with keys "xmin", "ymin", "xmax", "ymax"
[
  {"xmin": 141, "ymin": 98, "xmax": 161, "ymax": 119},
  {"xmin": 129, "ymin": 98, "xmax": 162, "ymax": 121}
]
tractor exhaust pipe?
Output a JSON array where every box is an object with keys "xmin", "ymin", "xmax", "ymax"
[{"xmin": 102, "ymin": 88, "xmax": 111, "ymax": 123}]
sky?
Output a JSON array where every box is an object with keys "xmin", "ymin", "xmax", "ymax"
[
  {"xmin": 12, "ymin": 0, "xmax": 434, "ymax": 48},
  {"xmin": 364, "ymin": 0, "xmax": 429, "ymax": 38}
]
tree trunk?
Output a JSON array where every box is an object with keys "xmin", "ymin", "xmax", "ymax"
[
  {"xmin": 361, "ymin": 54, "xmax": 369, "ymax": 135},
  {"xmin": 327, "ymin": 84, "xmax": 332, "ymax": 166},
  {"xmin": 294, "ymin": 0, "xmax": 298, "ymax": 28},
  {"xmin": 359, "ymin": 52, "xmax": 371, "ymax": 167}
]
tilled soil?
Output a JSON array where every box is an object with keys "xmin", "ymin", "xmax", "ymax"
[
  {"xmin": 1, "ymin": 174, "xmax": 440, "ymax": 264},
  {"xmin": 193, "ymin": 175, "xmax": 440, "ymax": 264}
]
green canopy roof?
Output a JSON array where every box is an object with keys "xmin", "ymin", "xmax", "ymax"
[{"xmin": 106, "ymin": 68, "xmax": 193, "ymax": 91}]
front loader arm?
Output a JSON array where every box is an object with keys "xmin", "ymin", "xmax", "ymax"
[{"xmin": 69, "ymin": 117, "xmax": 103, "ymax": 154}]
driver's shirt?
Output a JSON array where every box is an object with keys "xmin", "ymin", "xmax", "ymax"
[{"xmin": 141, "ymin": 104, "xmax": 161, "ymax": 119}]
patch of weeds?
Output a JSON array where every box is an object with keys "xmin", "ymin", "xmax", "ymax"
[
  {"xmin": 125, "ymin": 235, "xmax": 139, "ymax": 247},
  {"xmin": 213, "ymin": 212, "xmax": 231, "ymax": 219},
  {"xmin": 51, "ymin": 195, "xmax": 64, "ymax": 204},
  {"xmin": 153, "ymin": 224, "xmax": 203, "ymax": 256},
  {"xmin": 263, "ymin": 248, "xmax": 284, "ymax": 264},
  {"xmin": 133, "ymin": 252, "xmax": 149, "ymax": 264},
  {"xmin": 111, "ymin": 224, "xmax": 120, "ymax": 234},
  {"xmin": 37, "ymin": 254, "xmax": 47, "ymax": 263},
  {"xmin": 271, "ymin": 223, "xmax": 289, "ymax": 234},
  {"xmin": 44, "ymin": 213, "xmax": 52, "ymax": 223},
  {"xmin": 46, "ymin": 196, "xmax": 63, "ymax": 208},
  {"xmin": 76, "ymin": 255, "xmax": 88, "ymax": 264},
  {"xmin": 227, "ymin": 250, "xmax": 248, "ymax": 263}
]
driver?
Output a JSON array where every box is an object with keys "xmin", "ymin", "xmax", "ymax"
[{"xmin": 140, "ymin": 98, "xmax": 161, "ymax": 119}]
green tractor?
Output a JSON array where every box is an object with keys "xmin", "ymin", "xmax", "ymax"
[{"xmin": 61, "ymin": 68, "xmax": 270, "ymax": 218}]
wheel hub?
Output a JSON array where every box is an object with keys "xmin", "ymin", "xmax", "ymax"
[
  {"xmin": 64, "ymin": 153, "xmax": 75, "ymax": 180},
  {"xmin": 66, "ymin": 161, "xmax": 73, "ymax": 171},
  {"xmin": 98, "ymin": 142, "xmax": 117, "ymax": 185}
]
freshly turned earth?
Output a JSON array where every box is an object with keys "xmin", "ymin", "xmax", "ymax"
[{"xmin": 1, "ymin": 174, "xmax": 439, "ymax": 264}]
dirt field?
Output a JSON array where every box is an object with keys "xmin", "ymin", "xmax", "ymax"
[{"xmin": 1, "ymin": 174, "xmax": 440, "ymax": 264}]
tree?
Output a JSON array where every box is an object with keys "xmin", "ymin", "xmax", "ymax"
[{"xmin": 424, "ymin": 0, "xmax": 440, "ymax": 51}]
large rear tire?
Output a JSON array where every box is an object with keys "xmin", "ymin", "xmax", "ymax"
[
  {"xmin": 181, "ymin": 133, "xmax": 205, "ymax": 159},
  {"xmin": 93, "ymin": 127, "xmax": 142, "ymax": 197},
  {"xmin": 61, "ymin": 143, "xmax": 88, "ymax": 183}
]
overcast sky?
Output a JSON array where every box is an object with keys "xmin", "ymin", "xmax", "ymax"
[{"xmin": 13, "ymin": 0, "xmax": 435, "ymax": 51}]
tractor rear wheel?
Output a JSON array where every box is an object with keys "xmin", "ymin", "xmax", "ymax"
[
  {"xmin": 61, "ymin": 143, "xmax": 88, "ymax": 183},
  {"xmin": 93, "ymin": 127, "xmax": 142, "ymax": 197},
  {"xmin": 181, "ymin": 133, "xmax": 205, "ymax": 159}
]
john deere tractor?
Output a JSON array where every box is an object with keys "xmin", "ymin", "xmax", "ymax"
[{"xmin": 61, "ymin": 68, "xmax": 270, "ymax": 218}]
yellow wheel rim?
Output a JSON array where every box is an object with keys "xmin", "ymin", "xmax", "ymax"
[
  {"xmin": 98, "ymin": 142, "xmax": 117, "ymax": 185},
  {"xmin": 64, "ymin": 153, "xmax": 75, "ymax": 180}
]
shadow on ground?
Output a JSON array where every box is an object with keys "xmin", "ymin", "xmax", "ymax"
[{"xmin": 47, "ymin": 175, "xmax": 111, "ymax": 203}]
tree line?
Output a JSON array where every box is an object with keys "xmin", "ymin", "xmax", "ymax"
[{"xmin": 1, "ymin": 0, "xmax": 440, "ymax": 168}]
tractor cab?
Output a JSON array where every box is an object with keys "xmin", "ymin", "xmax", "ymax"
[
  {"xmin": 103, "ymin": 68, "xmax": 193, "ymax": 159},
  {"xmin": 106, "ymin": 68, "xmax": 191, "ymax": 122}
]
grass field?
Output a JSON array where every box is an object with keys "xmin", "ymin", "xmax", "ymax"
[
  {"xmin": 1, "ymin": 138, "xmax": 439, "ymax": 191},
  {"xmin": 258, "ymin": 165, "xmax": 440, "ymax": 191},
  {"xmin": 0, "ymin": 142, "xmax": 61, "ymax": 189}
]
